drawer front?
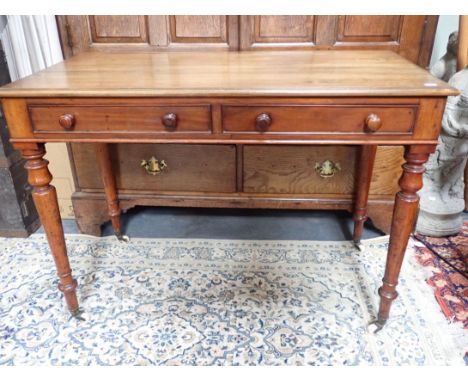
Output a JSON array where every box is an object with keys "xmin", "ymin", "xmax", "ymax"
[
  {"xmin": 29, "ymin": 105, "xmax": 212, "ymax": 133},
  {"xmin": 243, "ymin": 145, "xmax": 357, "ymax": 194},
  {"xmin": 223, "ymin": 105, "xmax": 416, "ymax": 134},
  {"xmin": 72, "ymin": 143, "xmax": 236, "ymax": 193},
  {"xmin": 243, "ymin": 145, "xmax": 403, "ymax": 195}
]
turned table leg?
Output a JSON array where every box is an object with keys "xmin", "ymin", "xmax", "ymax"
[
  {"xmin": 353, "ymin": 145, "xmax": 377, "ymax": 246},
  {"xmin": 95, "ymin": 143, "xmax": 128, "ymax": 242},
  {"xmin": 22, "ymin": 144, "xmax": 79, "ymax": 315},
  {"xmin": 371, "ymin": 145, "xmax": 434, "ymax": 332}
]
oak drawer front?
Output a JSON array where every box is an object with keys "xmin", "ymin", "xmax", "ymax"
[
  {"xmin": 73, "ymin": 143, "xmax": 236, "ymax": 193},
  {"xmin": 243, "ymin": 145, "xmax": 357, "ymax": 194},
  {"xmin": 222, "ymin": 105, "xmax": 416, "ymax": 134},
  {"xmin": 29, "ymin": 105, "xmax": 212, "ymax": 133},
  {"xmin": 243, "ymin": 145, "xmax": 403, "ymax": 196}
]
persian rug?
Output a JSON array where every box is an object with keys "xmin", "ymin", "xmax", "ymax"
[
  {"xmin": 414, "ymin": 221, "xmax": 468, "ymax": 327},
  {"xmin": 0, "ymin": 234, "xmax": 466, "ymax": 365}
]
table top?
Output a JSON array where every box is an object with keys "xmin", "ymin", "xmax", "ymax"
[{"xmin": 0, "ymin": 50, "xmax": 458, "ymax": 98}]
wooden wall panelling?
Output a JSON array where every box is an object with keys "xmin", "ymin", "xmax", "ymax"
[
  {"xmin": 56, "ymin": 15, "xmax": 239, "ymax": 54},
  {"xmin": 160, "ymin": 15, "xmax": 239, "ymax": 50},
  {"xmin": 397, "ymin": 16, "xmax": 430, "ymax": 64},
  {"xmin": 335, "ymin": 15, "xmax": 403, "ymax": 44},
  {"xmin": 417, "ymin": 16, "xmax": 439, "ymax": 68},
  {"xmin": 239, "ymin": 16, "xmax": 438, "ymax": 68},
  {"xmin": 170, "ymin": 16, "xmax": 226, "ymax": 42},
  {"xmin": 57, "ymin": 15, "xmax": 438, "ymax": 65},
  {"xmin": 88, "ymin": 16, "xmax": 148, "ymax": 43},
  {"xmin": 333, "ymin": 15, "xmax": 437, "ymax": 66},
  {"xmin": 240, "ymin": 15, "xmax": 318, "ymax": 49},
  {"xmin": 56, "ymin": 16, "xmax": 91, "ymax": 58}
]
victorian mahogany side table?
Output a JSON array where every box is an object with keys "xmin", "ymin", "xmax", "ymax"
[{"xmin": 0, "ymin": 50, "xmax": 458, "ymax": 331}]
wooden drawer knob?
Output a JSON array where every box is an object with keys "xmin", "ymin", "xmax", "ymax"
[
  {"xmin": 365, "ymin": 114, "xmax": 382, "ymax": 132},
  {"xmin": 255, "ymin": 113, "xmax": 272, "ymax": 131},
  {"xmin": 58, "ymin": 113, "xmax": 75, "ymax": 130},
  {"xmin": 162, "ymin": 112, "xmax": 178, "ymax": 129}
]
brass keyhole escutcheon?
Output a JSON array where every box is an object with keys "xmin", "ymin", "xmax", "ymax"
[
  {"xmin": 315, "ymin": 159, "xmax": 341, "ymax": 178},
  {"xmin": 140, "ymin": 156, "xmax": 167, "ymax": 175}
]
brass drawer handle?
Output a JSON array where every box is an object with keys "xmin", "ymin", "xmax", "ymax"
[
  {"xmin": 255, "ymin": 112, "xmax": 272, "ymax": 131},
  {"xmin": 315, "ymin": 160, "xmax": 341, "ymax": 178},
  {"xmin": 365, "ymin": 113, "xmax": 382, "ymax": 132},
  {"xmin": 141, "ymin": 156, "xmax": 167, "ymax": 175},
  {"xmin": 58, "ymin": 113, "xmax": 75, "ymax": 130},
  {"xmin": 162, "ymin": 112, "xmax": 177, "ymax": 129}
]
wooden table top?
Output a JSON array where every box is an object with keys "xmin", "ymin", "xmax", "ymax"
[{"xmin": 0, "ymin": 50, "xmax": 458, "ymax": 98}]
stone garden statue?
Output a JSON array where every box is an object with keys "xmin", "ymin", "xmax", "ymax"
[
  {"xmin": 416, "ymin": 31, "xmax": 468, "ymax": 236},
  {"xmin": 430, "ymin": 31, "xmax": 459, "ymax": 82}
]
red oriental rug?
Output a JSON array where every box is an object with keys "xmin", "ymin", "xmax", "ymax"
[{"xmin": 414, "ymin": 221, "xmax": 468, "ymax": 328}]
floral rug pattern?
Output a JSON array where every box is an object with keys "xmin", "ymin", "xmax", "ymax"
[
  {"xmin": 0, "ymin": 234, "xmax": 466, "ymax": 365},
  {"xmin": 414, "ymin": 222, "xmax": 468, "ymax": 327}
]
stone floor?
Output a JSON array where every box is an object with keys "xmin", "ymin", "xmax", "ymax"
[{"xmin": 55, "ymin": 207, "xmax": 385, "ymax": 241}]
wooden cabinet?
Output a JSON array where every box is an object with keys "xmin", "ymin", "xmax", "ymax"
[{"xmin": 56, "ymin": 15, "xmax": 438, "ymax": 235}]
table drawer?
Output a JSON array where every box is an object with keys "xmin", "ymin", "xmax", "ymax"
[
  {"xmin": 73, "ymin": 143, "xmax": 236, "ymax": 193},
  {"xmin": 29, "ymin": 104, "xmax": 212, "ymax": 133},
  {"xmin": 222, "ymin": 105, "xmax": 416, "ymax": 134}
]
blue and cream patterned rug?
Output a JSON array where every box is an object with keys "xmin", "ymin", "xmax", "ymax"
[{"xmin": 0, "ymin": 234, "xmax": 466, "ymax": 365}]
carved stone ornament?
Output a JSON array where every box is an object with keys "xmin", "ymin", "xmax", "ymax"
[
  {"xmin": 416, "ymin": 50, "xmax": 468, "ymax": 236},
  {"xmin": 430, "ymin": 31, "xmax": 459, "ymax": 82}
]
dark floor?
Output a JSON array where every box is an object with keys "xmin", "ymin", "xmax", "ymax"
[{"xmin": 55, "ymin": 207, "xmax": 385, "ymax": 241}]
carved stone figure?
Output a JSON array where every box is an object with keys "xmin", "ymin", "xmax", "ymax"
[
  {"xmin": 416, "ymin": 61, "xmax": 468, "ymax": 236},
  {"xmin": 430, "ymin": 31, "xmax": 458, "ymax": 81}
]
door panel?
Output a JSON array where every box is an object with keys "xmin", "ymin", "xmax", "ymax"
[
  {"xmin": 240, "ymin": 15, "xmax": 317, "ymax": 49},
  {"xmin": 170, "ymin": 16, "xmax": 226, "ymax": 41},
  {"xmin": 254, "ymin": 16, "xmax": 315, "ymax": 43},
  {"xmin": 336, "ymin": 16, "xmax": 402, "ymax": 43},
  {"xmin": 89, "ymin": 16, "xmax": 148, "ymax": 43}
]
